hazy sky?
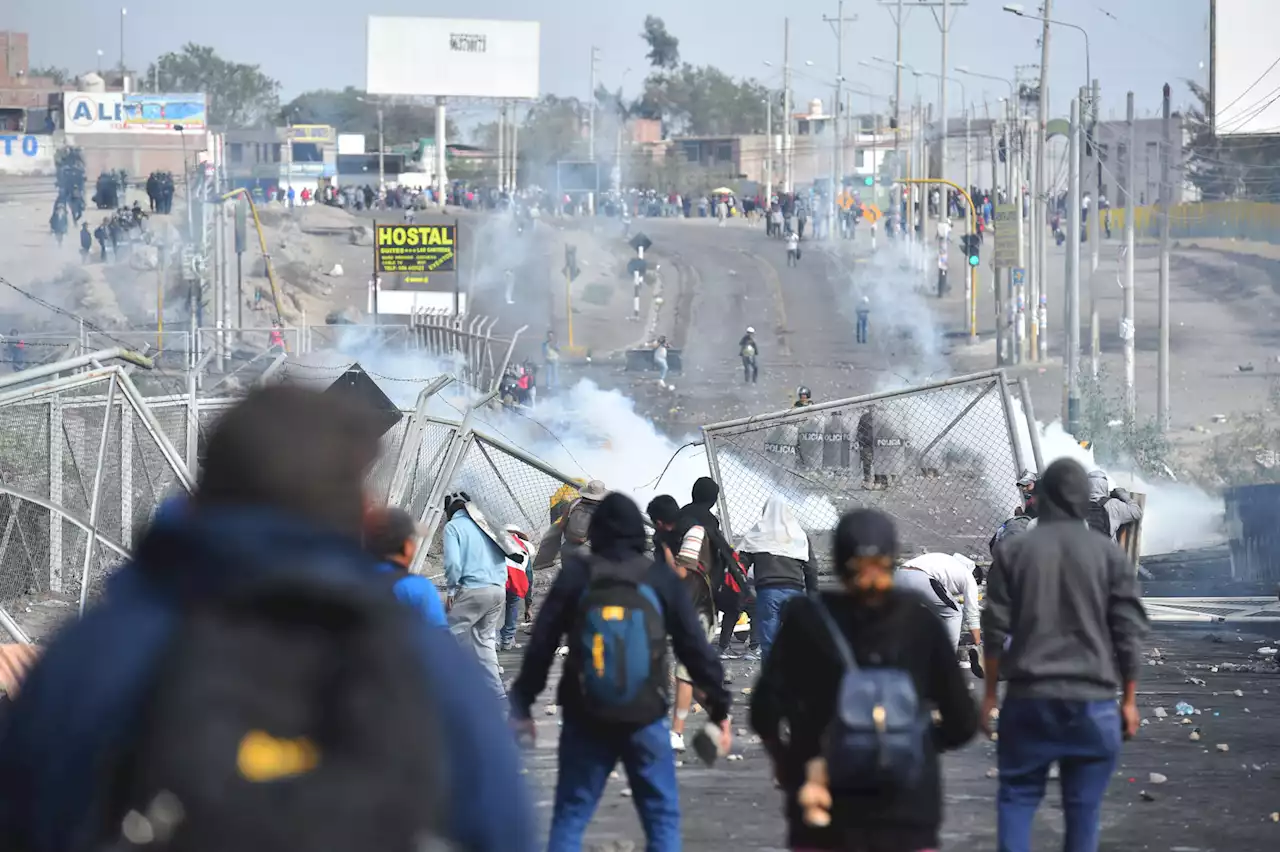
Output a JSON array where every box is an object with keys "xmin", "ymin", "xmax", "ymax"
[{"xmin": 10, "ymin": 0, "xmax": 1209, "ymax": 120}]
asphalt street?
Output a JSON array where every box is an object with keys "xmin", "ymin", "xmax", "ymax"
[{"xmin": 502, "ymin": 628, "xmax": 1280, "ymax": 852}]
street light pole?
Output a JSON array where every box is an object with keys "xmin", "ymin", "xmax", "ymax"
[
  {"xmin": 119, "ymin": 8, "xmax": 127, "ymax": 85},
  {"xmin": 377, "ymin": 106, "xmax": 385, "ymax": 193}
]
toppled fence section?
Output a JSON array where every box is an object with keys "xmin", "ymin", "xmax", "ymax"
[{"xmin": 701, "ymin": 371, "xmax": 1026, "ymax": 557}]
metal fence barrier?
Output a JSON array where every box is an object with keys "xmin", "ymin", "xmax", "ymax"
[{"xmin": 701, "ymin": 370, "xmax": 1026, "ymax": 558}]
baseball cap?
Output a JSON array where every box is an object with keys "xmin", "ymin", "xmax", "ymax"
[
  {"xmin": 1016, "ymin": 470, "xmax": 1038, "ymax": 489},
  {"xmin": 834, "ymin": 508, "xmax": 899, "ymax": 568}
]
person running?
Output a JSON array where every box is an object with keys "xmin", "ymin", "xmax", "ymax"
[
  {"xmin": 786, "ymin": 230, "xmax": 801, "ymax": 267},
  {"xmin": 982, "ymin": 458, "xmax": 1148, "ymax": 852},
  {"xmin": 510, "ymin": 493, "xmax": 731, "ymax": 852},
  {"xmin": 751, "ymin": 508, "xmax": 977, "ymax": 852},
  {"xmin": 364, "ymin": 505, "xmax": 447, "ymax": 627},
  {"xmin": 735, "ymin": 494, "xmax": 816, "ymax": 659}
]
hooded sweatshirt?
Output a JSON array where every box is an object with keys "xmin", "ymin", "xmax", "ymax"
[
  {"xmin": 982, "ymin": 459, "xmax": 1149, "ymax": 701},
  {"xmin": 0, "ymin": 507, "xmax": 535, "ymax": 852},
  {"xmin": 736, "ymin": 496, "xmax": 816, "ymax": 592},
  {"xmin": 509, "ymin": 494, "xmax": 731, "ymax": 727},
  {"xmin": 1087, "ymin": 469, "xmax": 1144, "ymax": 539}
]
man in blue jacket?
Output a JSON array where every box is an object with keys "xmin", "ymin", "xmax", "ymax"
[
  {"xmin": 365, "ymin": 504, "xmax": 448, "ymax": 627},
  {"xmin": 0, "ymin": 386, "xmax": 535, "ymax": 852}
]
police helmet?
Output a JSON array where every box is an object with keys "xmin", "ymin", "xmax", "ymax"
[{"xmin": 797, "ymin": 385, "xmax": 811, "ymax": 400}]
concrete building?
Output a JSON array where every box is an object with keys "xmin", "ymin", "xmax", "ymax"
[{"xmin": 1093, "ymin": 116, "xmax": 1189, "ymax": 206}]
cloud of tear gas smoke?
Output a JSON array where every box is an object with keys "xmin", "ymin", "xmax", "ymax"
[
  {"xmin": 467, "ymin": 210, "xmax": 541, "ymax": 304},
  {"xmin": 1010, "ymin": 408, "xmax": 1224, "ymax": 556},
  {"xmin": 837, "ymin": 238, "xmax": 950, "ymax": 389}
]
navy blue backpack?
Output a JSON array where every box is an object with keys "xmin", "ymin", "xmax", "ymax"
[
  {"xmin": 570, "ymin": 555, "xmax": 667, "ymax": 725},
  {"xmin": 814, "ymin": 599, "xmax": 930, "ymax": 793}
]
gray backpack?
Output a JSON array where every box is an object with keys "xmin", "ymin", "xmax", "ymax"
[{"xmin": 563, "ymin": 501, "xmax": 594, "ymax": 546}]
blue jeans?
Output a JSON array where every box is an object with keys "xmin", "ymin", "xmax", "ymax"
[
  {"xmin": 655, "ymin": 357, "xmax": 669, "ymax": 382},
  {"xmin": 545, "ymin": 360, "xmax": 560, "ymax": 389},
  {"xmin": 997, "ymin": 698, "xmax": 1122, "ymax": 852},
  {"xmin": 547, "ymin": 716, "xmax": 680, "ymax": 852},
  {"xmin": 856, "ymin": 311, "xmax": 870, "ymax": 344},
  {"xmin": 500, "ymin": 590, "xmax": 521, "ymax": 645},
  {"xmin": 755, "ymin": 586, "xmax": 803, "ymax": 659}
]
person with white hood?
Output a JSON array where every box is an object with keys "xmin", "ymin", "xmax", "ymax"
[
  {"xmin": 735, "ymin": 495, "xmax": 817, "ymax": 659},
  {"xmin": 1086, "ymin": 468, "xmax": 1143, "ymax": 541},
  {"xmin": 897, "ymin": 552, "xmax": 983, "ymax": 657}
]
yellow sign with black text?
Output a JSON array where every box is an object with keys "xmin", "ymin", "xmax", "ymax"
[{"xmin": 375, "ymin": 224, "xmax": 458, "ymax": 275}]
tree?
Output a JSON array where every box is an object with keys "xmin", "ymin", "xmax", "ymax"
[
  {"xmin": 146, "ymin": 44, "xmax": 280, "ymax": 127},
  {"xmin": 641, "ymin": 16, "xmax": 680, "ymax": 71},
  {"xmin": 278, "ymin": 88, "xmax": 454, "ymax": 147},
  {"xmin": 636, "ymin": 64, "xmax": 769, "ymax": 136},
  {"xmin": 28, "ymin": 65, "xmax": 69, "ymax": 85}
]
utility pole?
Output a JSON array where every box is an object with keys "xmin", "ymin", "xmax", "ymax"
[
  {"xmin": 511, "ymin": 110, "xmax": 520, "ymax": 191},
  {"xmin": 991, "ymin": 117, "xmax": 1003, "ymax": 364},
  {"xmin": 497, "ymin": 102, "xmax": 506, "ymax": 192},
  {"xmin": 588, "ymin": 47, "xmax": 599, "ymax": 214},
  {"xmin": 783, "ymin": 19, "xmax": 793, "ymax": 194},
  {"xmin": 1065, "ymin": 92, "xmax": 1082, "ymax": 432},
  {"xmin": 1089, "ymin": 78, "xmax": 1101, "ymax": 379},
  {"xmin": 764, "ymin": 94, "xmax": 773, "ymax": 205},
  {"xmin": 376, "ymin": 105, "xmax": 385, "ymax": 194},
  {"xmin": 1158, "ymin": 82, "xmax": 1172, "ymax": 432},
  {"xmin": 938, "ymin": 0, "xmax": 950, "ymax": 194},
  {"xmin": 1035, "ymin": 0, "xmax": 1052, "ymax": 362},
  {"xmin": 1123, "ymin": 91, "xmax": 1137, "ymax": 420},
  {"xmin": 893, "ymin": 0, "xmax": 905, "ymax": 228},
  {"xmin": 823, "ymin": 1, "xmax": 855, "ymax": 241}
]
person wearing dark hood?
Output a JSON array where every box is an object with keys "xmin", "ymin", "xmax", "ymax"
[
  {"xmin": 510, "ymin": 493, "xmax": 731, "ymax": 852},
  {"xmin": 751, "ymin": 508, "xmax": 977, "ymax": 852},
  {"xmin": 1085, "ymin": 468, "xmax": 1143, "ymax": 541},
  {"xmin": 664, "ymin": 477, "xmax": 746, "ymax": 751},
  {"xmin": 0, "ymin": 386, "xmax": 536, "ymax": 852},
  {"xmin": 982, "ymin": 458, "xmax": 1148, "ymax": 852}
]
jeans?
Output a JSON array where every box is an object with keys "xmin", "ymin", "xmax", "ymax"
[
  {"xmin": 547, "ymin": 716, "xmax": 681, "ymax": 852},
  {"xmin": 447, "ymin": 585, "xmax": 506, "ymax": 700},
  {"xmin": 655, "ymin": 356, "xmax": 669, "ymax": 382},
  {"xmin": 742, "ymin": 355, "xmax": 758, "ymax": 383},
  {"xmin": 997, "ymin": 698, "xmax": 1122, "ymax": 852},
  {"xmin": 856, "ymin": 311, "xmax": 870, "ymax": 344},
  {"xmin": 500, "ymin": 589, "xmax": 522, "ymax": 645},
  {"xmin": 755, "ymin": 586, "xmax": 803, "ymax": 658},
  {"xmin": 545, "ymin": 360, "xmax": 560, "ymax": 389}
]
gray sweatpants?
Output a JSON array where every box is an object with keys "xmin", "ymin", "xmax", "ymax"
[{"xmin": 448, "ymin": 585, "xmax": 506, "ymax": 700}]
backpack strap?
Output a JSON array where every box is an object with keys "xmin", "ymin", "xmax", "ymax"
[{"xmin": 813, "ymin": 598, "xmax": 860, "ymax": 674}]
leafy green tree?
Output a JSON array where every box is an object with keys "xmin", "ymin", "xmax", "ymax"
[
  {"xmin": 278, "ymin": 88, "xmax": 454, "ymax": 147},
  {"xmin": 146, "ymin": 44, "xmax": 280, "ymax": 127},
  {"xmin": 641, "ymin": 16, "xmax": 680, "ymax": 70},
  {"xmin": 636, "ymin": 64, "xmax": 768, "ymax": 136},
  {"xmin": 28, "ymin": 65, "xmax": 70, "ymax": 85}
]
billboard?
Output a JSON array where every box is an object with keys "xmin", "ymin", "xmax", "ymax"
[
  {"xmin": 366, "ymin": 17, "xmax": 540, "ymax": 99},
  {"xmin": 0, "ymin": 134, "xmax": 55, "ymax": 176},
  {"xmin": 337, "ymin": 133, "xmax": 366, "ymax": 155},
  {"xmin": 375, "ymin": 223, "xmax": 458, "ymax": 278},
  {"xmin": 1213, "ymin": 0, "xmax": 1280, "ymax": 135},
  {"xmin": 64, "ymin": 92, "xmax": 207, "ymax": 133}
]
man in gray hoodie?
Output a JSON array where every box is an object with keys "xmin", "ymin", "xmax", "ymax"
[
  {"xmin": 981, "ymin": 457, "xmax": 1149, "ymax": 852},
  {"xmin": 1086, "ymin": 468, "xmax": 1143, "ymax": 541}
]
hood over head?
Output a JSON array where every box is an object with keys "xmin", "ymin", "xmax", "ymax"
[
  {"xmin": 588, "ymin": 493, "xmax": 648, "ymax": 560},
  {"xmin": 1039, "ymin": 458, "xmax": 1092, "ymax": 521},
  {"xmin": 736, "ymin": 495, "xmax": 809, "ymax": 561},
  {"xmin": 1088, "ymin": 469, "xmax": 1111, "ymax": 503},
  {"xmin": 690, "ymin": 476, "xmax": 720, "ymax": 509}
]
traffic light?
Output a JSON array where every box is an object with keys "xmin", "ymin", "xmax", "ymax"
[
  {"xmin": 863, "ymin": 175, "xmax": 874, "ymax": 187},
  {"xmin": 961, "ymin": 234, "xmax": 980, "ymax": 267}
]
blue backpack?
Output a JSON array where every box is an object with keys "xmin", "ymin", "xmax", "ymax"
[
  {"xmin": 570, "ymin": 555, "xmax": 667, "ymax": 725},
  {"xmin": 814, "ymin": 599, "xmax": 930, "ymax": 793}
]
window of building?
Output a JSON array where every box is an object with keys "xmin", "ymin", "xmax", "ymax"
[
  {"xmin": 229, "ymin": 143, "xmax": 244, "ymax": 163},
  {"xmin": 272, "ymin": 143, "xmax": 282, "ymax": 163},
  {"xmin": 855, "ymin": 149, "xmax": 866, "ymax": 169}
]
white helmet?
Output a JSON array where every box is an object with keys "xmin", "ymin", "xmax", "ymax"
[{"xmin": 746, "ymin": 326, "xmax": 755, "ymax": 334}]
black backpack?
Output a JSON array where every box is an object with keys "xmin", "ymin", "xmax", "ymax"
[
  {"xmin": 97, "ymin": 575, "xmax": 448, "ymax": 852},
  {"xmin": 814, "ymin": 599, "xmax": 930, "ymax": 794},
  {"xmin": 569, "ymin": 554, "xmax": 667, "ymax": 725},
  {"xmin": 1086, "ymin": 501, "xmax": 1112, "ymax": 537}
]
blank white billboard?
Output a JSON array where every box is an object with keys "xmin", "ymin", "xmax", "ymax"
[
  {"xmin": 1213, "ymin": 0, "xmax": 1280, "ymax": 135},
  {"xmin": 366, "ymin": 17, "xmax": 541, "ymax": 100}
]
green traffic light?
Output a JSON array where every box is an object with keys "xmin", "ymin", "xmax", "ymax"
[
  {"xmin": 968, "ymin": 255, "xmax": 980, "ymax": 267},
  {"xmin": 863, "ymin": 176, "xmax": 874, "ymax": 186}
]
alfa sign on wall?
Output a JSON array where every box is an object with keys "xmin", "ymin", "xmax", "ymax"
[
  {"xmin": 63, "ymin": 92, "xmax": 208, "ymax": 133},
  {"xmin": 0, "ymin": 135, "xmax": 55, "ymax": 176}
]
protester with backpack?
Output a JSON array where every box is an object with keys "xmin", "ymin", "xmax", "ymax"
[
  {"xmin": 531, "ymin": 479, "xmax": 608, "ymax": 578},
  {"xmin": 0, "ymin": 386, "xmax": 536, "ymax": 852},
  {"xmin": 981, "ymin": 458, "xmax": 1148, "ymax": 852},
  {"xmin": 751, "ymin": 508, "xmax": 978, "ymax": 852},
  {"xmin": 364, "ymin": 504, "xmax": 447, "ymax": 627},
  {"xmin": 1085, "ymin": 468, "xmax": 1143, "ymax": 541},
  {"xmin": 443, "ymin": 492, "xmax": 510, "ymax": 701},
  {"xmin": 510, "ymin": 493, "xmax": 732, "ymax": 852}
]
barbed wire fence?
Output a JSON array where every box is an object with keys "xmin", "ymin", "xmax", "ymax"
[{"xmin": 702, "ymin": 371, "xmax": 1028, "ymax": 565}]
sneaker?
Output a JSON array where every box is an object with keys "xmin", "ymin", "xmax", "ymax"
[
  {"xmin": 500, "ymin": 639, "xmax": 521, "ymax": 652},
  {"xmin": 741, "ymin": 650, "xmax": 761, "ymax": 662},
  {"xmin": 670, "ymin": 731, "xmax": 686, "ymax": 752},
  {"xmin": 719, "ymin": 649, "xmax": 739, "ymax": 660}
]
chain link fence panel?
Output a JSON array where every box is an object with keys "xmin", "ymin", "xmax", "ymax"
[{"xmin": 703, "ymin": 372, "xmax": 1025, "ymax": 562}]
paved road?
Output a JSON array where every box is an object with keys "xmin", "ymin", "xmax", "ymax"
[{"xmin": 502, "ymin": 627, "xmax": 1280, "ymax": 851}]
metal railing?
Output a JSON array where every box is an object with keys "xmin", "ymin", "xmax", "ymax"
[{"xmin": 701, "ymin": 371, "xmax": 1025, "ymax": 557}]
